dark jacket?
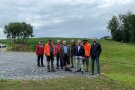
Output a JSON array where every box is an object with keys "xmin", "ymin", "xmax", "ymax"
[
  {"xmin": 60, "ymin": 45, "xmax": 70, "ymax": 57},
  {"xmin": 69, "ymin": 44, "xmax": 76, "ymax": 56},
  {"xmin": 74, "ymin": 45, "xmax": 85, "ymax": 56},
  {"xmin": 91, "ymin": 43, "xmax": 102, "ymax": 57}
]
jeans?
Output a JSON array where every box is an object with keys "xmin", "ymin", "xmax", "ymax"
[
  {"xmin": 83, "ymin": 57, "xmax": 90, "ymax": 70},
  {"xmin": 91, "ymin": 56, "xmax": 100, "ymax": 74},
  {"xmin": 63, "ymin": 54, "xmax": 70, "ymax": 68},
  {"xmin": 75, "ymin": 56, "xmax": 83, "ymax": 72}
]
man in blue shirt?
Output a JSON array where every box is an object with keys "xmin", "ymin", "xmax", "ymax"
[{"xmin": 60, "ymin": 40, "xmax": 71, "ymax": 71}]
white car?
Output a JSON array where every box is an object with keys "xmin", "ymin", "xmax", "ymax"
[{"xmin": 0, "ymin": 44, "xmax": 6, "ymax": 48}]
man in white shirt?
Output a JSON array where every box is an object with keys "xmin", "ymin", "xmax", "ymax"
[{"xmin": 74, "ymin": 40, "xmax": 85, "ymax": 74}]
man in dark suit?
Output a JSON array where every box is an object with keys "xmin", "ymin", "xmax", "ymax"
[
  {"xmin": 91, "ymin": 37, "xmax": 102, "ymax": 76},
  {"xmin": 74, "ymin": 40, "xmax": 85, "ymax": 74}
]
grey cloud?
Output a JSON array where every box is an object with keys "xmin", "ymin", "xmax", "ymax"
[{"xmin": 0, "ymin": 0, "xmax": 135, "ymax": 39}]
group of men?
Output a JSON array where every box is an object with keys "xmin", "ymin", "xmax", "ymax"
[{"xmin": 36, "ymin": 37, "xmax": 102, "ymax": 76}]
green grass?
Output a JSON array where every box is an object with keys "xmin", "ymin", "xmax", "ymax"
[
  {"xmin": 0, "ymin": 37, "xmax": 88, "ymax": 51},
  {"xmin": 0, "ymin": 77, "xmax": 133, "ymax": 90},
  {"xmin": 0, "ymin": 38, "xmax": 135, "ymax": 90}
]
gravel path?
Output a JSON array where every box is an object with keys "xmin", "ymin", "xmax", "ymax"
[{"xmin": 0, "ymin": 51, "xmax": 94, "ymax": 80}]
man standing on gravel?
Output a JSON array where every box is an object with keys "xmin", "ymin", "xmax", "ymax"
[
  {"xmin": 74, "ymin": 40, "xmax": 85, "ymax": 74},
  {"xmin": 36, "ymin": 40, "xmax": 45, "ymax": 67},
  {"xmin": 55, "ymin": 40, "xmax": 63, "ymax": 69},
  {"xmin": 91, "ymin": 37, "xmax": 102, "ymax": 76},
  {"xmin": 44, "ymin": 40, "xmax": 55, "ymax": 72},
  {"xmin": 70, "ymin": 39, "xmax": 76, "ymax": 68},
  {"xmin": 60, "ymin": 40, "xmax": 71, "ymax": 71}
]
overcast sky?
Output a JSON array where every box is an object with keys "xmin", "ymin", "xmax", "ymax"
[{"xmin": 0, "ymin": 0, "xmax": 135, "ymax": 39}]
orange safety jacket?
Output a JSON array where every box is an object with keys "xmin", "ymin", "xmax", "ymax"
[
  {"xmin": 84, "ymin": 43, "xmax": 91, "ymax": 57},
  {"xmin": 44, "ymin": 43, "xmax": 55, "ymax": 56}
]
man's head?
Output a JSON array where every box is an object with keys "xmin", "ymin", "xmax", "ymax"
[
  {"xmin": 93, "ymin": 37, "xmax": 97, "ymax": 43},
  {"xmin": 63, "ymin": 40, "xmax": 66, "ymax": 45},
  {"xmin": 57, "ymin": 40, "xmax": 61, "ymax": 44},
  {"xmin": 39, "ymin": 40, "xmax": 42, "ymax": 44},
  {"xmin": 48, "ymin": 40, "xmax": 52, "ymax": 44},
  {"xmin": 77, "ymin": 40, "xmax": 82, "ymax": 45},
  {"xmin": 83, "ymin": 39, "xmax": 88, "ymax": 45},
  {"xmin": 70, "ymin": 39, "xmax": 74, "ymax": 44}
]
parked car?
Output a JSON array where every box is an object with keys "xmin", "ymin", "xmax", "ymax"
[{"xmin": 0, "ymin": 44, "xmax": 6, "ymax": 48}]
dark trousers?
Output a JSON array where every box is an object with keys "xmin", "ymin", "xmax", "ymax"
[
  {"xmin": 91, "ymin": 56, "xmax": 100, "ymax": 74},
  {"xmin": 83, "ymin": 57, "xmax": 89, "ymax": 70},
  {"xmin": 70, "ymin": 56, "xmax": 74, "ymax": 67},
  {"xmin": 37, "ymin": 55, "xmax": 44, "ymax": 66},
  {"xmin": 63, "ymin": 54, "xmax": 70, "ymax": 68},
  {"xmin": 47, "ymin": 56, "xmax": 54, "ymax": 70},
  {"xmin": 56, "ymin": 54, "xmax": 63, "ymax": 68}
]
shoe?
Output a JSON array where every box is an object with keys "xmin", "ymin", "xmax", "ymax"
[
  {"xmin": 71, "ymin": 66, "xmax": 74, "ymax": 68},
  {"xmin": 76, "ymin": 69, "xmax": 81, "ymax": 72},
  {"xmin": 79, "ymin": 69, "xmax": 81, "ymax": 72},
  {"xmin": 56, "ymin": 67, "xmax": 59, "ymax": 69},
  {"xmin": 91, "ymin": 73, "xmax": 94, "ymax": 75},
  {"xmin": 42, "ymin": 65, "xmax": 45, "ymax": 67},
  {"xmin": 48, "ymin": 70, "xmax": 51, "ymax": 72}
]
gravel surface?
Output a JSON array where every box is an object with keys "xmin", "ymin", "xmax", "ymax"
[{"xmin": 0, "ymin": 51, "xmax": 94, "ymax": 80}]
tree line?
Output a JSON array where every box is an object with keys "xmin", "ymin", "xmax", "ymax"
[
  {"xmin": 107, "ymin": 12, "xmax": 135, "ymax": 43},
  {"xmin": 4, "ymin": 22, "xmax": 33, "ymax": 43}
]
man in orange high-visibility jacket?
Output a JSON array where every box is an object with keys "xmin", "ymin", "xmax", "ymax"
[
  {"xmin": 83, "ymin": 39, "xmax": 91, "ymax": 72},
  {"xmin": 44, "ymin": 40, "xmax": 55, "ymax": 72}
]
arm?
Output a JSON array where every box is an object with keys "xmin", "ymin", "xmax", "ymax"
[
  {"xmin": 53, "ymin": 45, "xmax": 56, "ymax": 56},
  {"xmin": 99, "ymin": 44, "xmax": 102, "ymax": 54},
  {"xmin": 44, "ymin": 44, "xmax": 47, "ymax": 55},
  {"xmin": 90, "ymin": 45, "xmax": 92, "ymax": 56}
]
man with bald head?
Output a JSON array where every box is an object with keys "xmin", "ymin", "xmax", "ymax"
[
  {"xmin": 91, "ymin": 37, "xmax": 102, "ymax": 76},
  {"xmin": 74, "ymin": 40, "xmax": 85, "ymax": 74}
]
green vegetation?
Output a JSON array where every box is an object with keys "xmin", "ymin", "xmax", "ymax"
[
  {"xmin": 107, "ymin": 12, "xmax": 135, "ymax": 43},
  {"xmin": 0, "ymin": 37, "xmax": 87, "ymax": 51},
  {"xmin": 0, "ymin": 77, "xmax": 133, "ymax": 90},
  {"xmin": 0, "ymin": 38, "xmax": 135, "ymax": 89},
  {"xmin": 4, "ymin": 22, "xmax": 33, "ymax": 43}
]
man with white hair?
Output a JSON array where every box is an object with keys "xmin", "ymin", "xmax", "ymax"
[
  {"xmin": 55, "ymin": 40, "xmax": 63, "ymax": 69},
  {"xmin": 74, "ymin": 40, "xmax": 85, "ymax": 74},
  {"xmin": 91, "ymin": 37, "xmax": 102, "ymax": 76},
  {"xmin": 60, "ymin": 40, "xmax": 71, "ymax": 71}
]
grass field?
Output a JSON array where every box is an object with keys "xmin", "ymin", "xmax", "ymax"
[{"xmin": 0, "ymin": 38, "xmax": 135, "ymax": 90}]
